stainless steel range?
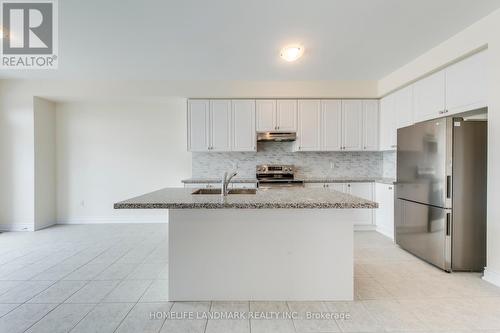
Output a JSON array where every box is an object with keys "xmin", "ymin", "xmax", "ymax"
[{"xmin": 256, "ymin": 164, "xmax": 304, "ymax": 188}]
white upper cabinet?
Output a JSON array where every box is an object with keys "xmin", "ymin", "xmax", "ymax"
[
  {"xmin": 232, "ymin": 100, "xmax": 256, "ymax": 152},
  {"xmin": 276, "ymin": 100, "xmax": 297, "ymax": 132},
  {"xmin": 256, "ymin": 99, "xmax": 297, "ymax": 132},
  {"xmin": 256, "ymin": 100, "xmax": 276, "ymax": 132},
  {"xmin": 297, "ymin": 100, "xmax": 321, "ymax": 151},
  {"xmin": 342, "ymin": 100, "xmax": 363, "ymax": 151},
  {"xmin": 394, "ymin": 85, "xmax": 414, "ymax": 129},
  {"xmin": 446, "ymin": 51, "xmax": 487, "ymax": 115},
  {"xmin": 362, "ymin": 100, "xmax": 379, "ymax": 151},
  {"xmin": 188, "ymin": 100, "xmax": 210, "ymax": 152},
  {"xmin": 413, "ymin": 70, "xmax": 446, "ymax": 122},
  {"xmin": 188, "ymin": 99, "xmax": 254, "ymax": 152},
  {"xmin": 379, "ymin": 94, "xmax": 397, "ymax": 151},
  {"xmin": 209, "ymin": 100, "xmax": 232, "ymax": 151},
  {"xmin": 321, "ymin": 100, "xmax": 342, "ymax": 151}
]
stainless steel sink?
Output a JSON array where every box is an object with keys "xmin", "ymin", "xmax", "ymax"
[{"xmin": 191, "ymin": 188, "xmax": 257, "ymax": 195}]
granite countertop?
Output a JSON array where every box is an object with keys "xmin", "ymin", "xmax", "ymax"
[
  {"xmin": 182, "ymin": 178, "xmax": 258, "ymax": 184},
  {"xmin": 301, "ymin": 177, "xmax": 396, "ymax": 185},
  {"xmin": 114, "ymin": 187, "xmax": 378, "ymax": 209},
  {"xmin": 182, "ymin": 177, "xmax": 395, "ymax": 185}
]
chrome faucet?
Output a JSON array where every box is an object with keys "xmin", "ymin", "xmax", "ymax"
[{"xmin": 221, "ymin": 171, "xmax": 238, "ymax": 196}]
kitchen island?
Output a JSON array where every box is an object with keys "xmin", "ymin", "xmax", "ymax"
[{"xmin": 115, "ymin": 187, "xmax": 377, "ymax": 301}]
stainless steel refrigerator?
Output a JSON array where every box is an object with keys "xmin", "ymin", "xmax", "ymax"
[{"xmin": 395, "ymin": 116, "xmax": 487, "ymax": 272}]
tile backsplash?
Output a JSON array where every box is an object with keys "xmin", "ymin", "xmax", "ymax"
[
  {"xmin": 192, "ymin": 142, "xmax": 396, "ymax": 179},
  {"xmin": 382, "ymin": 151, "xmax": 397, "ymax": 179}
]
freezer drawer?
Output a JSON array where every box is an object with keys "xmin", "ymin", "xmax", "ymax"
[{"xmin": 395, "ymin": 199, "xmax": 451, "ymax": 271}]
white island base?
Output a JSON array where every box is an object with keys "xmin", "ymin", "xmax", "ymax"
[{"xmin": 168, "ymin": 209, "xmax": 353, "ymax": 301}]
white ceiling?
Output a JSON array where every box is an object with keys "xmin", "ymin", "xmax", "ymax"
[{"xmin": 1, "ymin": 0, "xmax": 500, "ymax": 80}]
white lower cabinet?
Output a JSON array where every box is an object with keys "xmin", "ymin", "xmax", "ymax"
[
  {"xmin": 345, "ymin": 182, "xmax": 375, "ymax": 228},
  {"xmin": 305, "ymin": 182, "xmax": 375, "ymax": 228},
  {"xmin": 375, "ymin": 182, "xmax": 394, "ymax": 240},
  {"xmin": 184, "ymin": 183, "xmax": 256, "ymax": 189}
]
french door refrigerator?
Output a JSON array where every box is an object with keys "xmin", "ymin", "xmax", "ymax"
[{"xmin": 395, "ymin": 116, "xmax": 487, "ymax": 272}]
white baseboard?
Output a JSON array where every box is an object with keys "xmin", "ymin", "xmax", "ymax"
[
  {"xmin": 0, "ymin": 223, "xmax": 34, "ymax": 232},
  {"xmin": 354, "ymin": 224, "xmax": 377, "ymax": 231},
  {"xmin": 483, "ymin": 268, "xmax": 500, "ymax": 287},
  {"xmin": 57, "ymin": 215, "xmax": 168, "ymax": 225},
  {"xmin": 35, "ymin": 222, "xmax": 56, "ymax": 231}
]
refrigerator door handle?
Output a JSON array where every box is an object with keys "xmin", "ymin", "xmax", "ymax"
[
  {"xmin": 446, "ymin": 175, "xmax": 452, "ymax": 198},
  {"xmin": 446, "ymin": 213, "xmax": 451, "ymax": 236}
]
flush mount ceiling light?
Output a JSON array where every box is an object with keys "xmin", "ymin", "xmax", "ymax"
[{"xmin": 280, "ymin": 45, "xmax": 304, "ymax": 62}]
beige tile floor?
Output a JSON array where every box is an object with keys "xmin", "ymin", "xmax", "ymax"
[{"xmin": 0, "ymin": 224, "xmax": 499, "ymax": 333}]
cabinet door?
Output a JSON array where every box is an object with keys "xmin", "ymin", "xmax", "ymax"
[
  {"xmin": 347, "ymin": 182, "xmax": 374, "ymax": 226},
  {"xmin": 304, "ymin": 183, "xmax": 325, "ymax": 189},
  {"xmin": 321, "ymin": 100, "xmax": 342, "ymax": 151},
  {"xmin": 256, "ymin": 100, "xmax": 276, "ymax": 132},
  {"xmin": 342, "ymin": 100, "xmax": 363, "ymax": 151},
  {"xmin": 394, "ymin": 85, "xmax": 414, "ymax": 129},
  {"xmin": 379, "ymin": 94, "xmax": 397, "ymax": 150},
  {"xmin": 413, "ymin": 70, "xmax": 445, "ymax": 122},
  {"xmin": 276, "ymin": 100, "xmax": 297, "ymax": 132},
  {"xmin": 327, "ymin": 183, "xmax": 345, "ymax": 192},
  {"xmin": 375, "ymin": 183, "xmax": 395, "ymax": 239},
  {"xmin": 446, "ymin": 51, "xmax": 487, "ymax": 115},
  {"xmin": 297, "ymin": 100, "xmax": 321, "ymax": 151},
  {"xmin": 347, "ymin": 182, "xmax": 373, "ymax": 201},
  {"xmin": 209, "ymin": 100, "xmax": 232, "ymax": 151},
  {"xmin": 232, "ymin": 100, "xmax": 256, "ymax": 151},
  {"xmin": 188, "ymin": 100, "xmax": 210, "ymax": 152},
  {"xmin": 362, "ymin": 100, "xmax": 379, "ymax": 151}
]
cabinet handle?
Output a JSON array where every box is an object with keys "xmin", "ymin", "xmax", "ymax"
[{"xmin": 388, "ymin": 186, "xmax": 393, "ymax": 190}]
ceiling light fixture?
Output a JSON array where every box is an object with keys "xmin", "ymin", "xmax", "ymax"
[{"xmin": 280, "ymin": 45, "xmax": 304, "ymax": 62}]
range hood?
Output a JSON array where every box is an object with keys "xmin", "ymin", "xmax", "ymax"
[{"xmin": 257, "ymin": 132, "xmax": 296, "ymax": 142}]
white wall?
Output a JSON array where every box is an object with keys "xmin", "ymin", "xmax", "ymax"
[
  {"xmin": 0, "ymin": 91, "xmax": 35, "ymax": 231},
  {"xmin": 378, "ymin": 8, "xmax": 500, "ymax": 286},
  {"xmin": 55, "ymin": 99, "xmax": 191, "ymax": 224},
  {"xmin": 34, "ymin": 97, "xmax": 57, "ymax": 230}
]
